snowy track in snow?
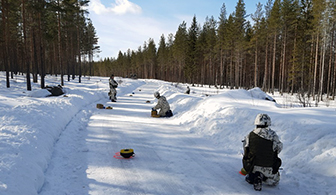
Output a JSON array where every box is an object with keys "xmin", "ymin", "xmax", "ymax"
[
  {"xmin": 38, "ymin": 80, "xmax": 322, "ymax": 195},
  {"xmin": 84, "ymin": 81, "xmax": 248, "ymax": 195},
  {"xmin": 3, "ymin": 74, "xmax": 335, "ymax": 195}
]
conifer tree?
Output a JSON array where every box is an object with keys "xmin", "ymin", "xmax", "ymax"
[
  {"xmin": 233, "ymin": 0, "xmax": 247, "ymax": 88},
  {"xmin": 144, "ymin": 38, "xmax": 157, "ymax": 79},
  {"xmin": 225, "ymin": 14, "xmax": 236, "ymax": 88},
  {"xmin": 203, "ymin": 16, "xmax": 217, "ymax": 86},
  {"xmin": 268, "ymin": 0, "xmax": 281, "ymax": 95},
  {"xmin": 217, "ymin": 3, "xmax": 228, "ymax": 87},
  {"xmin": 173, "ymin": 21, "xmax": 188, "ymax": 82},
  {"xmin": 195, "ymin": 23, "xmax": 207, "ymax": 85},
  {"xmin": 1, "ymin": 0, "xmax": 11, "ymax": 88},
  {"xmin": 186, "ymin": 15, "xmax": 199, "ymax": 84},
  {"xmin": 84, "ymin": 19, "xmax": 99, "ymax": 76},
  {"xmin": 251, "ymin": 2, "xmax": 265, "ymax": 88},
  {"xmin": 311, "ymin": 0, "xmax": 326, "ymax": 100},
  {"xmin": 157, "ymin": 34, "xmax": 168, "ymax": 80},
  {"xmin": 166, "ymin": 33, "xmax": 174, "ymax": 81}
]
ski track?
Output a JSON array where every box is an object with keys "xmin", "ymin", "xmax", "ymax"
[{"xmin": 40, "ymin": 80, "xmax": 300, "ymax": 195}]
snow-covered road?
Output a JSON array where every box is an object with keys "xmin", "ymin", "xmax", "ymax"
[
  {"xmin": 84, "ymin": 81, "xmax": 246, "ymax": 195},
  {"xmin": 38, "ymin": 80, "xmax": 300, "ymax": 195}
]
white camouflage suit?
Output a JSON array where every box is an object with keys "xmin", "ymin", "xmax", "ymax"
[
  {"xmin": 243, "ymin": 127, "xmax": 283, "ymax": 186},
  {"xmin": 153, "ymin": 96, "xmax": 170, "ymax": 117},
  {"xmin": 109, "ymin": 77, "xmax": 118, "ymax": 101}
]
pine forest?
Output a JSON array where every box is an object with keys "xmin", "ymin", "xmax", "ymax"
[
  {"xmin": 95, "ymin": 0, "xmax": 336, "ymax": 101},
  {"xmin": 0, "ymin": 0, "xmax": 99, "ymax": 90},
  {"xmin": 1, "ymin": 0, "xmax": 336, "ymax": 102}
]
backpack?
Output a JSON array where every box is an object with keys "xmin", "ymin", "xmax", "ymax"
[{"xmin": 46, "ymin": 85, "xmax": 64, "ymax": 96}]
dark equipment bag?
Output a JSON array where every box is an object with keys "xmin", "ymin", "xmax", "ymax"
[{"xmin": 46, "ymin": 85, "xmax": 64, "ymax": 96}]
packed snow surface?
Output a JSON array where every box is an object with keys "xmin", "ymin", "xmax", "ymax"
[{"xmin": 0, "ymin": 72, "xmax": 336, "ymax": 195}]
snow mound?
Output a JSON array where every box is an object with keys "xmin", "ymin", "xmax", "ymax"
[
  {"xmin": 27, "ymin": 89, "xmax": 51, "ymax": 97},
  {"xmin": 248, "ymin": 87, "xmax": 276, "ymax": 102}
]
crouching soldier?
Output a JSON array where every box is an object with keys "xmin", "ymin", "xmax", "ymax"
[
  {"xmin": 152, "ymin": 91, "xmax": 173, "ymax": 117},
  {"xmin": 242, "ymin": 113, "xmax": 283, "ymax": 191},
  {"xmin": 185, "ymin": 86, "xmax": 190, "ymax": 94}
]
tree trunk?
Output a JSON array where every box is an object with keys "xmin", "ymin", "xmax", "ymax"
[
  {"xmin": 22, "ymin": 0, "xmax": 31, "ymax": 91},
  {"xmin": 326, "ymin": 32, "xmax": 333, "ymax": 98},
  {"xmin": 38, "ymin": 0, "xmax": 45, "ymax": 89},
  {"xmin": 32, "ymin": 30, "xmax": 39, "ymax": 83},
  {"xmin": 271, "ymin": 33, "xmax": 277, "ymax": 95},
  {"xmin": 77, "ymin": 23, "xmax": 82, "ymax": 83},
  {"xmin": 254, "ymin": 39, "xmax": 258, "ymax": 87},
  {"xmin": 319, "ymin": 38, "xmax": 326, "ymax": 101},
  {"xmin": 220, "ymin": 49, "xmax": 224, "ymax": 87},
  {"xmin": 313, "ymin": 34, "xmax": 319, "ymax": 101},
  {"xmin": 333, "ymin": 48, "xmax": 336, "ymax": 100},
  {"xmin": 281, "ymin": 30, "xmax": 287, "ymax": 95},
  {"xmin": 263, "ymin": 39, "xmax": 268, "ymax": 91},
  {"xmin": 1, "ymin": 0, "xmax": 10, "ymax": 88},
  {"xmin": 57, "ymin": 0, "xmax": 64, "ymax": 86}
]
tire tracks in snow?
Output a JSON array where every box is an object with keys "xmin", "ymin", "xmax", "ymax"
[
  {"xmin": 99, "ymin": 81, "xmax": 190, "ymax": 194},
  {"xmin": 85, "ymin": 80, "xmax": 287, "ymax": 195}
]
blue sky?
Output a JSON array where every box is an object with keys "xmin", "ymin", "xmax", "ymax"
[{"xmin": 88, "ymin": 0, "xmax": 268, "ymax": 60}]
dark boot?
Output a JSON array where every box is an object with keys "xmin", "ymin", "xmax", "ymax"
[
  {"xmin": 253, "ymin": 172, "xmax": 263, "ymax": 191},
  {"xmin": 245, "ymin": 174, "xmax": 254, "ymax": 184}
]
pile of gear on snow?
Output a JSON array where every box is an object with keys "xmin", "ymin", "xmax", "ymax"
[{"xmin": 45, "ymin": 85, "xmax": 65, "ymax": 96}]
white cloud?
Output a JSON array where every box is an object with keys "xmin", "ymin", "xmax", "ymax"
[
  {"xmin": 92, "ymin": 13, "xmax": 170, "ymax": 58},
  {"xmin": 88, "ymin": 0, "xmax": 181, "ymax": 60},
  {"xmin": 112, "ymin": 0, "xmax": 142, "ymax": 15},
  {"xmin": 89, "ymin": 0, "xmax": 142, "ymax": 15}
]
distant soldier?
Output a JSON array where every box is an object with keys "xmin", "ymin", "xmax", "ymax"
[
  {"xmin": 109, "ymin": 74, "xmax": 118, "ymax": 102},
  {"xmin": 185, "ymin": 86, "xmax": 190, "ymax": 94}
]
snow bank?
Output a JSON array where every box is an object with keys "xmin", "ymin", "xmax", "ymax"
[
  {"xmin": 0, "ymin": 75, "xmax": 108, "ymax": 194},
  {"xmin": 149, "ymin": 81, "xmax": 336, "ymax": 193},
  {"xmin": 168, "ymin": 85, "xmax": 336, "ymax": 194}
]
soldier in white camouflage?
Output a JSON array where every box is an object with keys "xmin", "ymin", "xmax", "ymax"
[
  {"xmin": 152, "ymin": 91, "xmax": 173, "ymax": 117},
  {"xmin": 109, "ymin": 74, "xmax": 118, "ymax": 102},
  {"xmin": 242, "ymin": 113, "xmax": 283, "ymax": 191}
]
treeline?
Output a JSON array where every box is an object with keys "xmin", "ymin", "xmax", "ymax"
[
  {"xmin": 0, "ymin": 0, "xmax": 99, "ymax": 90},
  {"xmin": 95, "ymin": 0, "xmax": 336, "ymax": 101}
]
